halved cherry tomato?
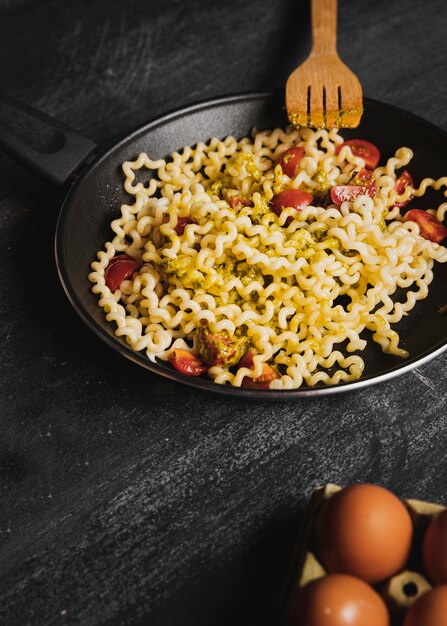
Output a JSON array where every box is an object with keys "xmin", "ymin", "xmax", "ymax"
[
  {"xmin": 168, "ymin": 349, "xmax": 208, "ymax": 376},
  {"xmin": 221, "ymin": 188, "xmax": 254, "ymax": 209},
  {"xmin": 105, "ymin": 254, "xmax": 141, "ymax": 291},
  {"xmin": 271, "ymin": 189, "xmax": 313, "ymax": 216},
  {"xmin": 227, "ymin": 195, "xmax": 254, "ymax": 209},
  {"xmin": 278, "ymin": 147, "xmax": 305, "ymax": 178},
  {"xmin": 336, "ymin": 139, "xmax": 381, "ymax": 170},
  {"xmin": 406, "ymin": 209, "xmax": 447, "ymax": 243},
  {"xmin": 238, "ymin": 349, "xmax": 278, "ymax": 389},
  {"xmin": 351, "ymin": 168, "xmax": 375, "ymax": 186},
  {"xmin": 393, "ymin": 170, "xmax": 414, "ymax": 208},
  {"xmin": 330, "ymin": 185, "xmax": 377, "ymax": 206},
  {"xmin": 174, "ymin": 217, "xmax": 196, "ymax": 235}
]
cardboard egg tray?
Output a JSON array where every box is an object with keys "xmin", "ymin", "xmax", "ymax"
[{"xmin": 283, "ymin": 483, "xmax": 446, "ymax": 625}]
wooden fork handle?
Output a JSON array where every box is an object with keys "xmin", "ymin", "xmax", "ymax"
[{"xmin": 311, "ymin": 0, "xmax": 337, "ymax": 56}]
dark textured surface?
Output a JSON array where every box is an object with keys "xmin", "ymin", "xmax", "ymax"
[{"xmin": 0, "ymin": 0, "xmax": 446, "ymax": 624}]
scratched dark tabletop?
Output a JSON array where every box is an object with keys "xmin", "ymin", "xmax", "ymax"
[{"xmin": 0, "ymin": 0, "xmax": 446, "ymax": 624}]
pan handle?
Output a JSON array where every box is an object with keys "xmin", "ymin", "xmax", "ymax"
[{"xmin": 0, "ymin": 95, "xmax": 97, "ymax": 187}]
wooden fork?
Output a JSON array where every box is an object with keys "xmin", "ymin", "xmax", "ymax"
[{"xmin": 286, "ymin": 0, "xmax": 363, "ymax": 129}]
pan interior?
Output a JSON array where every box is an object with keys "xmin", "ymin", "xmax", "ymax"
[{"xmin": 56, "ymin": 92, "xmax": 447, "ymax": 397}]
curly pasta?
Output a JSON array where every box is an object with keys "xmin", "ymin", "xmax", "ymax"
[{"xmin": 89, "ymin": 126, "xmax": 447, "ymax": 389}]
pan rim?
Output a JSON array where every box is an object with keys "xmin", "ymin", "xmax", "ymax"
[{"xmin": 55, "ymin": 91, "xmax": 447, "ymax": 400}]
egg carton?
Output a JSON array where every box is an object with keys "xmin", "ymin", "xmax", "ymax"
[{"xmin": 283, "ymin": 483, "xmax": 446, "ymax": 625}]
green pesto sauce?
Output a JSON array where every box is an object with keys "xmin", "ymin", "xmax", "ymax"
[
  {"xmin": 208, "ymin": 179, "xmax": 224, "ymax": 197},
  {"xmin": 314, "ymin": 168, "xmax": 327, "ymax": 186},
  {"xmin": 288, "ymin": 106, "xmax": 363, "ymax": 129},
  {"xmin": 158, "ymin": 257, "xmax": 223, "ymax": 291},
  {"xmin": 312, "ymin": 168, "xmax": 332, "ymax": 195},
  {"xmin": 158, "ymin": 256, "xmax": 193, "ymax": 278},
  {"xmin": 158, "ymin": 255, "xmax": 265, "ymax": 304},
  {"xmin": 235, "ymin": 262, "xmax": 263, "ymax": 285},
  {"xmin": 225, "ymin": 152, "xmax": 262, "ymax": 182}
]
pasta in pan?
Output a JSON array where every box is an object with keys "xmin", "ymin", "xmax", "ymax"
[{"xmin": 89, "ymin": 126, "xmax": 447, "ymax": 389}]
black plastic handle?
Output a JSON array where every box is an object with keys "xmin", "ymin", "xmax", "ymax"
[{"xmin": 0, "ymin": 95, "xmax": 97, "ymax": 187}]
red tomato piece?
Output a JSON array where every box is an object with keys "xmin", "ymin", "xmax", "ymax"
[
  {"xmin": 278, "ymin": 147, "xmax": 305, "ymax": 178},
  {"xmin": 106, "ymin": 254, "xmax": 139, "ymax": 270},
  {"xmin": 228, "ymin": 195, "xmax": 254, "ymax": 209},
  {"xmin": 330, "ymin": 185, "xmax": 377, "ymax": 206},
  {"xmin": 406, "ymin": 209, "xmax": 447, "ymax": 243},
  {"xmin": 351, "ymin": 168, "xmax": 375, "ymax": 186},
  {"xmin": 336, "ymin": 139, "xmax": 381, "ymax": 169},
  {"xmin": 271, "ymin": 189, "xmax": 313, "ymax": 216},
  {"xmin": 174, "ymin": 217, "xmax": 196, "ymax": 235},
  {"xmin": 393, "ymin": 170, "xmax": 414, "ymax": 208},
  {"xmin": 168, "ymin": 349, "xmax": 208, "ymax": 376},
  {"xmin": 105, "ymin": 254, "xmax": 140, "ymax": 292},
  {"xmin": 239, "ymin": 350, "xmax": 278, "ymax": 389},
  {"xmin": 238, "ymin": 350, "xmax": 257, "ymax": 370}
]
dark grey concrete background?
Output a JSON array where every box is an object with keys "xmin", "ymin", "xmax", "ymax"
[{"xmin": 0, "ymin": 0, "xmax": 446, "ymax": 624}]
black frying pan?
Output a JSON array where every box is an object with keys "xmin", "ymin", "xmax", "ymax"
[{"xmin": 1, "ymin": 90, "xmax": 446, "ymax": 399}]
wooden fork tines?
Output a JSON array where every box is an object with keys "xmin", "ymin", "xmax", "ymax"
[{"xmin": 286, "ymin": 0, "xmax": 363, "ymax": 130}]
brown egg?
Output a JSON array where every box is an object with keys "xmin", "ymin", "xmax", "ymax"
[
  {"xmin": 315, "ymin": 484, "xmax": 413, "ymax": 583},
  {"xmin": 423, "ymin": 509, "xmax": 447, "ymax": 584},
  {"xmin": 403, "ymin": 586, "xmax": 447, "ymax": 626},
  {"xmin": 287, "ymin": 574, "xmax": 390, "ymax": 626}
]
